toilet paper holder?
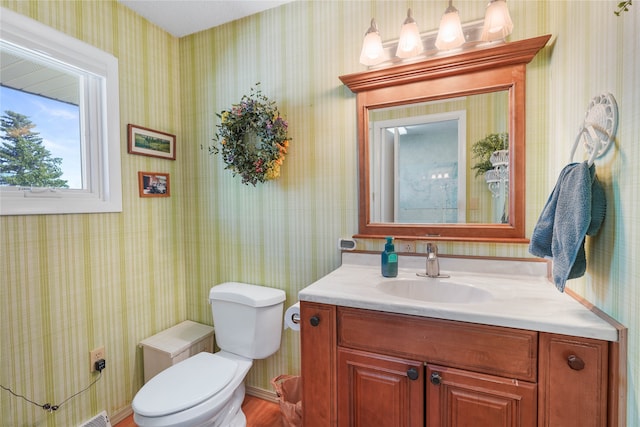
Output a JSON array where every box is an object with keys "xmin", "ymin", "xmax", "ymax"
[
  {"xmin": 284, "ymin": 302, "xmax": 301, "ymax": 331},
  {"xmin": 290, "ymin": 312, "xmax": 300, "ymax": 324}
]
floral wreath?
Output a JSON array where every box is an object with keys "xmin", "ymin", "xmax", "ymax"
[{"xmin": 210, "ymin": 84, "xmax": 290, "ymax": 186}]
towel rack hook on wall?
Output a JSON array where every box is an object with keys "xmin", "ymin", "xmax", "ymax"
[{"xmin": 569, "ymin": 92, "xmax": 618, "ymax": 166}]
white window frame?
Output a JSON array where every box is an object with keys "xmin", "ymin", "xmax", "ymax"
[{"xmin": 0, "ymin": 7, "xmax": 122, "ymax": 215}]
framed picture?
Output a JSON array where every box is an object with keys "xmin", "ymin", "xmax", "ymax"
[
  {"xmin": 128, "ymin": 124, "xmax": 176, "ymax": 160},
  {"xmin": 138, "ymin": 172, "xmax": 170, "ymax": 198}
]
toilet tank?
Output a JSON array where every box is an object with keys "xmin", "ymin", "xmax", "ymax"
[{"xmin": 209, "ymin": 282, "xmax": 286, "ymax": 359}]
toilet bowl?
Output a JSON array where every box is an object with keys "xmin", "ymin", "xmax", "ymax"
[{"xmin": 132, "ymin": 282, "xmax": 286, "ymax": 427}]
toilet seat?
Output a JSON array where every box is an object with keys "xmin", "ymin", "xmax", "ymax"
[{"xmin": 133, "ymin": 352, "xmax": 238, "ymax": 417}]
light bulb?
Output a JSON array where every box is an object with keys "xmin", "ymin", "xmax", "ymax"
[
  {"xmin": 435, "ymin": 2, "xmax": 465, "ymax": 50},
  {"xmin": 359, "ymin": 19, "xmax": 385, "ymax": 66},
  {"xmin": 481, "ymin": 0, "xmax": 513, "ymax": 42},
  {"xmin": 395, "ymin": 9, "xmax": 423, "ymax": 58}
]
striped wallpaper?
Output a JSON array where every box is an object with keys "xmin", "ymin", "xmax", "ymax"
[
  {"xmin": 1, "ymin": 1, "xmax": 638, "ymax": 425},
  {"xmin": 1, "ymin": 1, "xmax": 186, "ymax": 425}
]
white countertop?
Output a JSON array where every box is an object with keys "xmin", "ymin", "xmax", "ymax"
[{"xmin": 298, "ymin": 252, "xmax": 619, "ymax": 342}]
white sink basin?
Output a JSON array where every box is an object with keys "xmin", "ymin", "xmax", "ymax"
[{"xmin": 377, "ymin": 278, "xmax": 493, "ymax": 304}]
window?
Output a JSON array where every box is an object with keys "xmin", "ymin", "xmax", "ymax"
[{"xmin": 0, "ymin": 7, "xmax": 122, "ymax": 215}]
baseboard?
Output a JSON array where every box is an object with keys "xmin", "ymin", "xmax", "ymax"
[
  {"xmin": 109, "ymin": 405, "xmax": 132, "ymax": 425},
  {"xmin": 246, "ymin": 385, "xmax": 279, "ymax": 403}
]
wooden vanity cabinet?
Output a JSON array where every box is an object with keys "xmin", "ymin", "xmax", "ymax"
[
  {"xmin": 300, "ymin": 302, "xmax": 619, "ymax": 427},
  {"xmin": 338, "ymin": 348, "xmax": 424, "ymax": 427},
  {"xmin": 300, "ymin": 302, "xmax": 337, "ymax": 425},
  {"xmin": 426, "ymin": 364, "xmax": 537, "ymax": 427},
  {"xmin": 538, "ymin": 333, "xmax": 609, "ymax": 427}
]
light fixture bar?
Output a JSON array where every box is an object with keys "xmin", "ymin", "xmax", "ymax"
[{"xmin": 366, "ymin": 19, "xmax": 486, "ymax": 69}]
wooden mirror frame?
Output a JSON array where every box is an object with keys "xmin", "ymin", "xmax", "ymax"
[{"xmin": 340, "ymin": 35, "xmax": 550, "ymax": 243}]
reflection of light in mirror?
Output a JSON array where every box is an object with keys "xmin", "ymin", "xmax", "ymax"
[
  {"xmin": 385, "ymin": 126, "xmax": 407, "ymax": 135},
  {"xmin": 431, "ymin": 172, "xmax": 450, "ymax": 179}
]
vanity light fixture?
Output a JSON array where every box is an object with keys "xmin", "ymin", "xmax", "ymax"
[
  {"xmin": 435, "ymin": 0, "xmax": 466, "ymax": 50},
  {"xmin": 395, "ymin": 8, "xmax": 423, "ymax": 58},
  {"xmin": 357, "ymin": 2, "xmax": 515, "ymax": 68},
  {"xmin": 359, "ymin": 18, "xmax": 385, "ymax": 66},
  {"xmin": 480, "ymin": 0, "xmax": 514, "ymax": 42}
]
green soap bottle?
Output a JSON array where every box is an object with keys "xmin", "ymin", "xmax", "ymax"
[{"xmin": 381, "ymin": 236, "xmax": 398, "ymax": 277}]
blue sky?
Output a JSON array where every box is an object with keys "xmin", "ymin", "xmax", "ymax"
[{"xmin": 0, "ymin": 85, "xmax": 82, "ymax": 188}]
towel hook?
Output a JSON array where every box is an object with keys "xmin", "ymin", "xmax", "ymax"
[
  {"xmin": 569, "ymin": 93, "xmax": 618, "ymax": 165},
  {"xmin": 570, "ymin": 125, "xmax": 601, "ymax": 166}
]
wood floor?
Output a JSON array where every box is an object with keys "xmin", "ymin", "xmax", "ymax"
[{"xmin": 115, "ymin": 395, "xmax": 283, "ymax": 427}]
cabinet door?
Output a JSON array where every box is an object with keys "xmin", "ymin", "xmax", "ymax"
[
  {"xmin": 426, "ymin": 364, "xmax": 537, "ymax": 427},
  {"xmin": 338, "ymin": 348, "xmax": 424, "ymax": 427},
  {"xmin": 538, "ymin": 333, "xmax": 609, "ymax": 427},
  {"xmin": 301, "ymin": 302, "xmax": 337, "ymax": 427}
]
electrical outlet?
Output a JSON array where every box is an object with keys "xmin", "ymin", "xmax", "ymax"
[
  {"xmin": 398, "ymin": 241, "xmax": 416, "ymax": 253},
  {"xmin": 90, "ymin": 346, "xmax": 105, "ymax": 372}
]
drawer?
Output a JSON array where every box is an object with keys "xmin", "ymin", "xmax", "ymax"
[
  {"xmin": 338, "ymin": 307, "xmax": 537, "ymax": 381},
  {"xmin": 538, "ymin": 333, "xmax": 609, "ymax": 427}
]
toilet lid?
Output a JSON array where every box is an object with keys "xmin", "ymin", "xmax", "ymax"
[{"xmin": 132, "ymin": 352, "xmax": 237, "ymax": 417}]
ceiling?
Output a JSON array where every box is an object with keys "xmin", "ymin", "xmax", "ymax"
[
  {"xmin": 1, "ymin": 49, "xmax": 80, "ymax": 105},
  {"xmin": 118, "ymin": 0, "xmax": 297, "ymax": 38},
  {"xmin": 0, "ymin": 1, "xmax": 296, "ymax": 105}
]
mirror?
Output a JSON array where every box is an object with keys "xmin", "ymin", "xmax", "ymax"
[
  {"xmin": 369, "ymin": 91, "xmax": 510, "ymax": 225},
  {"xmin": 340, "ymin": 35, "xmax": 550, "ymax": 242}
]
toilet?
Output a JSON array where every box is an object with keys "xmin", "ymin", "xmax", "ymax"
[{"xmin": 132, "ymin": 282, "xmax": 286, "ymax": 427}]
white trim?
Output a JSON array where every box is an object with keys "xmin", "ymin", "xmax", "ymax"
[{"xmin": 245, "ymin": 385, "xmax": 279, "ymax": 403}]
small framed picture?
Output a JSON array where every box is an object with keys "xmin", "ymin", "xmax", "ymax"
[
  {"xmin": 138, "ymin": 172, "xmax": 170, "ymax": 198},
  {"xmin": 128, "ymin": 124, "xmax": 176, "ymax": 160}
]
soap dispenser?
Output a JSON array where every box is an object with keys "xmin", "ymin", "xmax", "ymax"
[{"xmin": 381, "ymin": 236, "xmax": 398, "ymax": 277}]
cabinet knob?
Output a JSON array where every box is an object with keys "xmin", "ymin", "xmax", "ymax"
[
  {"xmin": 430, "ymin": 372, "xmax": 442, "ymax": 385},
  {"xmin": 567, "ymin": 354, "xmax": 585, "ymax": 371},
  {"xmin": 407, "ymin": 367, "xmax": 419, "ymax": 381},
  {"xmin": 309, "ymin": 315, "xmax": 320, "ymax": 327}
]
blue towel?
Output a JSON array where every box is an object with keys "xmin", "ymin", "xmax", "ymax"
[{"xmin": 529, "ymin": 162, "xmax": 606, "ymax": 292}]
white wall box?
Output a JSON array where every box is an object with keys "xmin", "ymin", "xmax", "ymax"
[{"xmin": 139, "ymin": 320, "xmax": 215, "ymax": 382}]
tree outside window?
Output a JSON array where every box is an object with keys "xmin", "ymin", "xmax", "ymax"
[{"xmin": 0, "ymin": 110, "xmax": 68, "ymax": 188}]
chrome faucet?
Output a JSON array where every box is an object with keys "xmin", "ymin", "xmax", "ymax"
[
  {"xmin": 417, "ymin": 243, "xmax": 450, "ymax": 278},
  {"xmin": 425, "ymin": 243, "xmax": 440, "ymax": 278}
]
